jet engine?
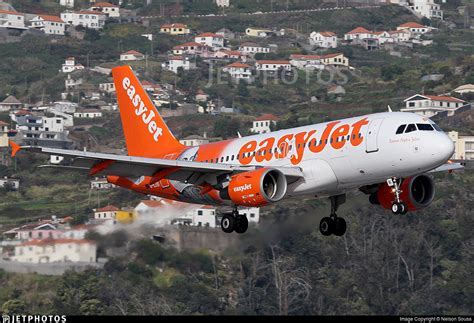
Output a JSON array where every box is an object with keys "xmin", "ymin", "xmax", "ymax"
[
  {"xmin": 371, "ymin": 174, "xmax": 435, "ymax": 212},
  {"xmin": 221, "ymin": 168, "xmax": 288, "ymax": 207}
]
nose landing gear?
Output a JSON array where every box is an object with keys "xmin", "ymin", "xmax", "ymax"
[
  {"xmin": 221, "ymin": 207, "xmax": 249, "ymax": 234},
  {"xmin": 387, "ymin": 177, "xmax": 408, "ymax": 215},
  {"xmin": 319, "ymin": 194, "xmax": 347, "ymax": 237}
]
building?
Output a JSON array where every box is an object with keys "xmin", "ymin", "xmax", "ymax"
[
  {"xmin": 453, "ymin": 84, "xmax": 474, "ymax": 95},
  {"xmin": 251, "ymin": 114, "xmax": 278, "ymax": 134},
  {"xmin": 11, "ymin": 239, "xmax": 97, "ymax": 264},
  {"xmin": 0, "ymin": 177, "xmax": 19, "ymax": 190},
  {"xmin": 187, "ymin": 206, "xmax": 216, "ymax": 228},
  {"xmin": 255, "ymin": 60, "xmax": 292, "ymax": 72},
  {"xmin": 397, "ymin": 22, "xmax": 431, "ymax": 34},
  {"xmin": 402, "ymin": 94, "xmax": 468, "ymax": 117},
  {"xmin": 216, "ymin": 28, "xmax": 235, "ymax": 40},
  {"xmin": 65, "ymin": 74, "xmax": 83, "ymax": 91},
  {"xmin": 289, "ymin": 54, "xmax": 324, "ymax": 70},
  {"xmin": 59, "ymin": 0, "xmax": 74, "ymax": 8},
  {"xmin": 116, "ymin": 210, "xmax": 136, "ymax": 224},
  {"xmin": 320, "ymin": 53, "xmax": 349, "ymax": 67},
  {"xmin": 238, "ymin": 42, "xmax": 270, "ymax": 55},
  {"xmin": 448, "ymin": 131, "xmax": 474, "ymax": 160},
  {"xmin": 344, "ymin": 27, "xmax": 372, "ymax": 41},
  {"xmin": 60, "ymin": 10, "xmax": 107, "ymax": 29},
  {"xmin": 73, "ymin": 110, "xmax": 103, "ymax": 118},
  {"xmin": 14, "ymin": 113, "xmax": 70, "ymax": 146},
  {"xmin": 120, "ymin": 50, "xmax": 145, "ymax": 61},
  {"xmin": 179, "ymin": 135, "xmax": 209, "ymax": 147},
  {"xmin": 172, "ymin": 42, "xmax": 208, "ymax": 56},
  {"xmin": 195, "ymin": 90, "xmax": 209, "ymax": 102},
  {"xmin": 91, "ymin": 178, "xmax": 114, "ymax": 190},
  {"xmin": 0, "ymin": 95, "xmax": 22, "ymax": 111},
  {"xmin": 410, "ymin": 0, "xmax": 443, "ymax": 20},
  {"xmin": 134, "ymin": 200, "xmax": 164, "ymax": 217},
  {"xmin": 245, "ymin": 27, "xmax": 273, "ymax": 37},
  {"xmin": 372, "ymin": 31, "xmax": 395, "ymax": 45},
  {"xmin": 30, "ymin": 15, "xmax": 66, "ymax": 35},
  {"xmin": 195, "ymin": 32, "xmax": 224, "ymax": 48},
  {"xmin": 389, "ymin": 29, "xmax": 411, "ymax": 42},
  {"xmin": 309, "ymin": 31, "xmax": 337, "ymax": 48},
  {"xmin": 94, "ymin": 205, "xmax": 119, "ymax": 220},
  {"xmin": 215, "ymin": 0, "xmax": 230, "ymax": 7},
  {"xmin": 0, "ymin": 10, "xmax": 26, "ymax": 29},
  {"xmin": 223, "ymin": 62, "xmax": 252, "ymax": 81},
  {"xmin": 160, "ymin": 23, "xmax": 190, "ymax": 35},
  {"xmin": 161, "ymin": 56, "xmax": 196, "ymax": 74},
  {"xmin": 61, "ymin": 57, "xmax": 85, "ymax": 73},
  {"xmin": 0, "ymin": 121, "xmax": 8, "ymax": 132},
  {"xmin": 89, "ymin": 2, "xmax": 120, "ymax": 18},
  {"xmin": 99, "ymin": 82, "xmax": 115, "ymax": 93},
  {"xmin": 239, "ymin": 207, "xmax": 260, "ymax": 224}
]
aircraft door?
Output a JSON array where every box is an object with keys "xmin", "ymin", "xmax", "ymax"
[{"xmin": 365, "ymin": 118, "xmax": 384, "ymax": 153}]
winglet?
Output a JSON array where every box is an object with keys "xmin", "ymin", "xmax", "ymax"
[{"xmin": 9, "ymin": 140, "xmax": 21, "ymax": 158}]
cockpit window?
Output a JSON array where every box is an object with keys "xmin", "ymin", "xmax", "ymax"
[
  {"xmin": 405, "ymin": 124, "xmax": 417, "ymax": 133},
  {"xmin": 432, "ymin": 123, "xmax": 442, "ymax": 131},
  {"xmin": 396, "ymin": 125, "xmax": 406, "ymax": 134},
  {"xmin": 417, "ymin": 124, "xmax": 434, "ymax": 131}
]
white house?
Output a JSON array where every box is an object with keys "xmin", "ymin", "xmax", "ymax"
[
  {"xmin": 50, "ymin": 155, "xmax": 64, "ymax": 164},
  {"xmin": 223, "ymin": 62, "xmax": 252, "ymax": 80},
  {"xmin": 99, "ymin": 82, "xmax": 116, "ymax": 93},
  {"xmin": 320, "ymin": 53, "xmax": 349, "ymax": 67},
  {"xmin": 30, "ymin": 15, "xmax": 65, "ymax": 35},
  {"xmin": 161, "ymin": 56, "xmax": 196, "ymax": 74},
  {"xmin": 194, "ymin": 32, "xmax": 224, "ymax": 48},
  {"xmin": 372, "ymin": 31, "xmax": 395, "ymax": 44},
  {"xmin": 448, "ymin": 131, "xmax": 474, "ymax": 160},
  {"xmin": 0, "ymin": 95, "xmax": 22, "ymax": 111},
  {"xmin": 240, "ymin": 207, "xmax": 260, "ymax": 224},
  {"xmin": 179, "ymin": 135, "xmax": 209, "ymax": 147},
  {"xmin": 187, "ymin": 206, "xmax": 216, "ymax": 228},
  {"xmin": 172, "ymin": 42, "xmax": 208, "ymax": 55},
  {"xmin": 238, "ymin": 42, "xmax": 270, "ymax": 55},
  {"xmin": 397, "ymin": 22, "xmax": 431, "ymax": 34},
  {"xmin": 410, "ymin": 0, "xmax": 443, "ymax": 20},
  {"xmin": 91, "ymin": 178, "xmax": 114, "ymax": 190},
  {"xmin": 289, "ymin": 54, "xmax": 324, "ymax": 70},
  {"xmin": 255, "ymin": 60, "xmax": 292, "ymax": 72},
  {"xmin": 0, "ymin": 177, "xmax": 20, "ymax": 190},
  {"xmin": 0, "ymin": 121, "xmax": 8, "ymax": 133},
  {"xmin": 94, "ymin": 205, "xmax": 119, "ymax": 220},
  {"xmin": 73, "ymin": 110, "xmax": 103, "ymax": 118},
  {"xmin": 160, "ymin": 23, "xmax": 190, "ymax": 35},
  {"xmin": 402, "ymin": 94, "xmax": 467, "ymax": 117},
  {"xmin": 245, "ymin": 27, "xmax": 274, "ymax": 37},
  {"xmin": 120, "ymin": 50, "xmax": 145, "ymax": 61},
  {"xmin": 15, "ymin": 116, "xmax": 64, "ymax": 133},
  {"xmin": 65, "ymin": 74, "xmax": 82, "ymax": 91},
  {"xmin": 61, "ymin": 57, "xmax": 85, "ymax": 73},
  {"xmin": 453, "ymin": 84, "xmax": 474, "ymax": 95},
  {"xmin": 12, "ymin": 239, "xmax": 97, "ymax": 264},
  {"xmin": 59, "ymin": 0, "xmax": 74, "ymax": 8},
  {"xmin": 389, "ymin": 29, "xmax": 411, "ymax": 42},
  {"xmin": 344, "ymin": 26, "xmax": 372, "ymax": 41},
  {"xmin": 60, "ymin": 10, "xmax": 107, "ymax": 29},
  {"xmin": 309, "ymin": 31, "xmax": 338, "ymax": 48},
  {"xmin": 251, "ymin": 114, "xmax": 278, "ymax": 134},
  {"xmin": 89, "ymin": 2, "xmax": 120, "ymax": 18},
  {"xmin": 215, "ymin": 0, "xmax": 230, "ymax": 7}
]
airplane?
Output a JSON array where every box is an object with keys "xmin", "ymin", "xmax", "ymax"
[{"xmin": 9, "ymin": 66, "xmax": 462, "ymax": 237}]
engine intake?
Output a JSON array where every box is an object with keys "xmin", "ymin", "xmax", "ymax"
[
  {"xmin": 376, "ymin": 174, "xmax": 435, "ymax": 211},
  {"xmin": 224, "ymin": 168, "xmax": 287, "ymax": 207}
]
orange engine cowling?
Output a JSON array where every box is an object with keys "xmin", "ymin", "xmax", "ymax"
[
  {"xmin": 376, "ymin": 174, "xmax": 435, "ymax": 212},
  {"xmin": 224, "ymin": 168, "xmax": 288, "ymax": 207}
]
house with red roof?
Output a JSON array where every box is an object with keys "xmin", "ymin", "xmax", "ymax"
[
  {"xmin": 120, "ymin": 50, "xmax": 145, "ymax": 61},
  {"xmin": 172, "ymin": 42, "xmax": 209, "ymax": 56},
  {"xmin": 194, "ymin": 32, "xmax": 224, "ymax": 48},
  {"xmin": 397, "ymin": 22, "xmax": 432, "ymax": 34},
  {"xmin": 309, "ymin": 31, "xmax": 338, "ymax": 48},
  {"xmin": 89, "ymin": 2, "xmax": 120, "ymax": 18},
  {"xmin": 0, "ymin": 121, "xmax": 9, "ymax": 133},
  {"xmin": 94, "ymin": 205, "xmax": 119, "ymax": 221},
  {"xmin": 402, "ymin": 94, "xmax": 468, "ymax": 117},
  {"xmin": 61, "ymin": 57, "xmax": 84, "ymax": 73},
  {"xmin": 60, "ymin": 10, "xmax": 107, "ymax": 30},
  {"xmin": 255, "ymin": 60, "xmax": 292, "ymax": 72},
  {"xmin": 223, "ymin": 62, "xmax": 253, "ymax": 81},
  {"xmin": 251, "ymin": 114, "xmax": 278, "ymax": 134},
  {"xmin": 30, "ymin": 15, "xmax": 65, "ymax": 35},
  {"xmin": 0, "ymin": 10, "xmax": 26, "ymax": 29},
  {"xmin": 344, "ymin": 26, "xmax": 372, "ymax": 41},
  {"xmin": 160, "ymin": 23, "xmax": 190, "ymax": 35},
  {"xmin": 289, "ymin": 53, "xmax": 349, "ymax": 70}
]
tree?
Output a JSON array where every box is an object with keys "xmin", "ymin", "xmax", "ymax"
[
  {"xmin": 2, "ymin": 299, "xmax": 26, "ymax": 314},
  {"xmin": 237, "ymin": 81, "xmax": 249, "ymax": 97}
]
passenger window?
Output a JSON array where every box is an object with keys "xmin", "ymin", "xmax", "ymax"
[
  {"xmin": 417, "ymin": 124, "xmax": 433, "ymax": 131},
  {"xmin": 396, "ymin": 125, "xmax": 406, "ymax": 134},
  {"xmin": 226, "ymin": 156, "xmax": 229, "ymax": 161},
  {"xmin": 405, "ymin": 124, "xmax": 417, "ymax": 133},
  {"xmin": 221, "ymin": 157, "xmax": 224, "ymax": 162},
  {"xmin": 231, "ymin": 155, "xmax": 234, "ymax": 161}
]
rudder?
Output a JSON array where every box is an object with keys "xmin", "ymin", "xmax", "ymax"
[{"xmin": 112, "ymin": 66, "xmax": 185, "ymax": 158}]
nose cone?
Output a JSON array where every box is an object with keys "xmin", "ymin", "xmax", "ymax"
[{"xmin": 437, "ymin": 133, "xmax": 455, "ymax": 163}]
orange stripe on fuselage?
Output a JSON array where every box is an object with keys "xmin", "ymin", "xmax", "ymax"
[{"xmin": 195, "ymin": 139, "xmax": 235, "ymax": 162}]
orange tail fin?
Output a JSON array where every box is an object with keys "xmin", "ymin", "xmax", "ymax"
[{"xmin": 112, "ymin": 66, "xmax": 185, "ymax": 158}]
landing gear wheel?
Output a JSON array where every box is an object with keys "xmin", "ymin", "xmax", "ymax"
[
  {"xmin": 333, "ymin": 217, "xmax": 347, "ymax": 236},
  {"xmin": 319, "ymin": 217, "xmax": 334, "ymax": 236},
  {"xmin": 400, "ymin": 202, "xmax": 408, "ymax": 215},
  {"xmin": 221, "ymin": 214, "xmax": 235, "ymax": 233},
  {"xmin": 391, "ymin": 202, "xmax": 404, "ymax": 215},
  {"xmin": 234, "ymin": 215, "xmax": 248, "ymax": 234}
]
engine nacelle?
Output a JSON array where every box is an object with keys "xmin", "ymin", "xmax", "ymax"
[
  {"xmin": 376, "ymin": 174, "xmax": 435, "ymax": 212},
  {"xmin": 223, "ymin": 168, "xmax": 287, "ymax": 207}
]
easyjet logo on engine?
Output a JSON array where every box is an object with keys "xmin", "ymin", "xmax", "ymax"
[
  {"xmin": 233, "ymin": 183, "xmax": 252, "ymax": 192},
  {"xmin": 238, "ymin": 118, "xmax": 369, "ymax": 166},
  {"xmin": 122, "ymin": 77, "xmax": 163, "ymax": 142}
]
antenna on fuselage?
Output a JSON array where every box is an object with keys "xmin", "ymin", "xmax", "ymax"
[
  {"xmin": 387, "ymin": 105, "xmax": 393, "ymax": 112},
  {"xmin": 237, "ymin": 132, "xmax": 242, "ymax": 138}
]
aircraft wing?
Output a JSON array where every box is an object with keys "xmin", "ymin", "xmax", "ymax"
[
  {"xmin": 428, "ymin": 161, "xmax": 465, "ymax": 173},
  {"xmin": 15, "ymin": 145, "xmax": 304, "ymax": 184}
]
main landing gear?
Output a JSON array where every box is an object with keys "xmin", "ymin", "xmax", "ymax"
[
  {"xmin": 319, "ymin": 194, "xmax": 347, "ymax": 237},
  {"xmin": 387, "ymin": 177, "xmax": 408, "ymax": 215},
  {"xmin": 221, "ymin": 207, "xmax": 249, "ymax": 234}
]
